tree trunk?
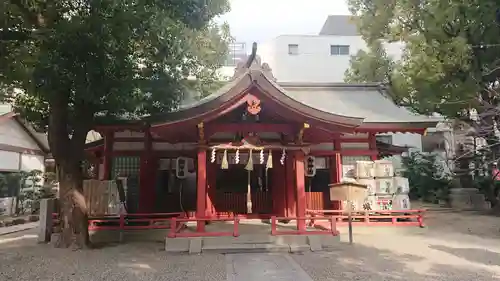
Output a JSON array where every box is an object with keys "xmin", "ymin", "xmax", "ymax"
[{"xmin": 55, "ymin": 161, "xmax": 90, "ymax": 249}]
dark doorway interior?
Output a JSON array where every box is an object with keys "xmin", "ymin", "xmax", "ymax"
[{"xmin": 216, "ymin": 164, "xmax": 272, "ymax": 192}]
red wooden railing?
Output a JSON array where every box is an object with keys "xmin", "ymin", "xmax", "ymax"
[
  {"xmin": 87, "ymin": 212, "xmax": 184, "ymax": 231},
  {"xmin": 307, "ymin": 209, "xmax": 425, "ymax": 227}
]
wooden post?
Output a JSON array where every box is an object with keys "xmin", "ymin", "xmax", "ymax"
[
  {"xmin": 295, "ymin": 151, "xmax": 306, "ymax": 232},
  {"xmin": 38, "ymin": 198, "xmax": 55, "ymax": 243},
  {"xmin": 103, "ymin": 131, "xmax": 113, "ymax": 180},
  {"xmin": 196, "ymin": 148, "xmax": 207, "ymax": 232},
  {"xmin": 285, "ymin": 153, "xmax": 296, "ymax": 217},
  {"xmin": 347, "ymin": 184, "xmax": 353, "ymax": 244},
  {"xmin": 368, "ymin": 133, "xmax": 378, "ymax": 161},
  {"xmin": 139, "ymin": 128, "xmax": 153, "ymax": 212},
  {"xmin": 206, "ymin": 162, "xmax": 216, "ymax": 217},
  {"xmin": 271, "ymin": 151, "xmax": 284, "ymax": 216},
  {"xmin": 330, "ymin": 139, "xmax": 342, "ymax": 183}
]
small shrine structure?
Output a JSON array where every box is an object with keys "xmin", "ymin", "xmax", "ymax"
[{"xmin": 85, "ymin": 44, "xmax": 438, "ymax": 233}]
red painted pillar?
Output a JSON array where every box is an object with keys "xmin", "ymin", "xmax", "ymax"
[
  {"xmin": 102, "ymin": 132, "xmax": 113, "ymax": 180},
  {"xmin": 196, "ymin": 148, "xmax": 207, "ymax": 232},
  {"xmin": 295, "ymin": 151, "xmax": 306, "ymax": 231},
  {"xmin": 285, "ymin": 152, "xmax": 296, "ymax": 217},
  {"xmin": 334, "ymin": 153, "xmax": 342, "ymax": 182},
  {"xmin": 368, "ymin": 133, "xmax": 378, "ymax": 161},
  {"xmin": 271, "ymin": 151, "xmax": 286, "ymax": 216},
  {"xmin": 206, "ymin": 162, "xmax": 216, "ymax": 217},
  {"xmin": 330, "ymin": 139, "xmax": 342, "ymax": 184},
  {"xmin": 139, "ymin": 129, "xmax": 154, "ymax": 212}
]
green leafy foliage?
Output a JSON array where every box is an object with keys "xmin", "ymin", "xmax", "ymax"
[
  {"xmin": 1, "ymin": 1, "xmax": 231, "ymax": 129},
  {"xmin": 1, "ymin": 1, "xmax": 231, "ymax": 245},
  {"xmin": 0, "ymin": 170, "xmax": 52, "ymax": 215},
  {"xmin": 0, "ymin": 1, "xmax": 231, "ymax": 174},
  {"xmin": 344, "ymin": 40, "xmax": 395, "ymax": 84},
  {"xmin": 346, "ymin": 0, "xmax": 500, "ymax": 117},
  {"xmin": 402, "ymin": 152, "xmax": 451, "ymax": 203}
]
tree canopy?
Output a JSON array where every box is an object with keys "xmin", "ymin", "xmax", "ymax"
[
  {"xmin": 345, "ymin": 0, "xmax": 500, "ymax": 210},
  {"xmin": 0, "ymin": 0, "xmax": 231, "ymax": 247},
  {"xmin": 346, "ymin": 0, "xmax": 500, "ymax": 118}
]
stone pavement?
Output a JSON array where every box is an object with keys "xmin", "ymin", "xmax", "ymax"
[
  {"xmin": 0, "ymin": 222, "xmax": 38, "ymax": 236},
  {"xmin": 226, "ymin": 253, "xmax": 313, "ymax": 281}
]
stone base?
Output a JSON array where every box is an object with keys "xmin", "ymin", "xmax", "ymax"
[
  {"xmin": 165, "ymin": 234, "xmax": 341, "ymax": 254},
  {"xmin": 449, "ymin": 188, "xmax": 490, "ymax": 210}
]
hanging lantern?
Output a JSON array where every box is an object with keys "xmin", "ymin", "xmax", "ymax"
[
  {"xmin": 266, "ymin": 149, "xmax": 273, "ymax": 169},
  {"xmin": 235, "ymin": 148, "xmax": 240, "ymax": 164},
  {"xmin": 175, "ymin": 157, "xmax": 189, "ymax": 179},
  {"xmin": 221, "ymin": 149, "xmax": 229, "ymax": 169},
  {"xmin": 245, "ymin": 149, "xmax": 254, "ymax": 171},
  {"xmin": 259, "ymin": 150, "xmax": 264, "ymax": 164},
  {"xmin": 210, "ymin": 148, "xmax": 216, "ymax": 163},
  {"xmin": 280, "ymin": 148, "xmax": 286, "ymax": 165},
  {"xmin": 305, "ymin": 156, "xmax": 316, "ymax": 177}
]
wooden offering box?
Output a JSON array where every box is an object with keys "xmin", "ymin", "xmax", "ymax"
[{"xmin": 328, "ymin": 182, "xmax": 368, "ymax": 202}]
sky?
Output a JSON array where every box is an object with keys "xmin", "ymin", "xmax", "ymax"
[{"xmin": 216, "ymin": 0, "xmax": 350, "ymax": 44}]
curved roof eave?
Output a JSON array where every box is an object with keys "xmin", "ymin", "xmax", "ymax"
[
  {"xmin": 148, "ymin": 69, "xmax": 366, "ymax": 129},
  {"xmin": 250, "ymin": 70, "xmax": 364, "ymax": 127}
]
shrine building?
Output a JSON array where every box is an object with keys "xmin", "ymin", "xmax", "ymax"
[{"xmin": 85, "ymin": 48, "xmax": 438, "ymax": 233}]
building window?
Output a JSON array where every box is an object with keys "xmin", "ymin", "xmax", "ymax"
[
  {"xmin": 376, "ymin": 135, "xmax": 393, "ymax": 145},
  {"xmin": 330, "ymin": 45, "xmax": 350, "ymax": 55},
  {"xmin": 288, "ymin": 44, "xmax": 299, "ymax": 55}
]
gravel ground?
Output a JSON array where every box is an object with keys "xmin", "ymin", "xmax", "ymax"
[
  {"xmin": 293, "ymin": 208, "xmax": 500, "ymax": 281},
  {"xmin": 0, "ymin": 230, "xmax": 225, "ymax": 281},
  {"xmin": 1, "ymin": 209, "xmax": 499, "ymax": 281}
]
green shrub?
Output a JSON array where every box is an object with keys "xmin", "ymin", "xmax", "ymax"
[{"xmin": 402, "ymin": 152, "xmax": 451, "ymax": 203}]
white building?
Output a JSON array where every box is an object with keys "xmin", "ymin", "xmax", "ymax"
[
  {"xmin": 257, "ymin": 15, "xmax": 455, "ymax": 173},
  {"xmin": 259, "ymin": 15, "xmax": 404, "ymax": 83},
  {"xmin": 0, "ymin": 105, "xmax": 48, "ymax": 175}
]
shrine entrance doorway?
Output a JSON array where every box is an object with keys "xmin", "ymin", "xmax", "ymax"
[{"xmin": 213, "ymin": 162, "xmax": 273, "ymax": 216}]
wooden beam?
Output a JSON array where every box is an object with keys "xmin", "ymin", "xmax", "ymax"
[
  {"xmin": 368, "ymin": 133, "xmax": 378, "ymax": 160},
  {"xmin": 206, "ymin": 123, "xmax": 295, "ymax": 136},
  {"xmin": 338, "ymin": 138, "xmax": 370, "ymax": 143},
  {"xmin": 356, "ymin": 127, "xmax": 426, "ymax": 134},
  {"xmin": 310, "ymin": 150, "xmax": 378, "ymax": 157}
]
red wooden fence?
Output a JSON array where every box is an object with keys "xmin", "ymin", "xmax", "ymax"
[
  {"xmin": 306, "ymin": 192, "xmax": 327, "ymax": 210},
  {"xmin": 213, "ymin": 191, "xmax": 272, "ymax": 214},
  {"xmin": 157, "ymin": 191, "xmax": 328, "ymax": 214}
]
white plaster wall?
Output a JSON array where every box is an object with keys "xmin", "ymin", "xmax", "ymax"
[
  {"xmin": 0, "ymin": 151, "xmax": 44, "ymax": 173},
  {"xmin": 259, "ymin": 35, "xmax": 403, "ymax": 83},
  {"xmin": 0, "ymin": 151, "xmax": 20, "ymax": 171},
  {"xmin": 0, "ymin": 119, "xmax": 39, "ymax": 150},
  {"xmin": 20, "ymin": 154, "xmax": 45, "ymax": 172}
]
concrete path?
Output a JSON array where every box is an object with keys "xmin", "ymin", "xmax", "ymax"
[
  {"xmin": 0, "ymin": 222, "xmax": 38, "ymax": 236},
  {"xmin": 226, "ymin": 253, "xmax": 313, "ymax": 281}
]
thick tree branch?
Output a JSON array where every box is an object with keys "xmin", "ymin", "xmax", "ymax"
[{"xmin": 9, "ymin": 0, "xmax": 47, "ymax": 27}]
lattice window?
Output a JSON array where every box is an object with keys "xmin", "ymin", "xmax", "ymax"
[
  {"xmin": 111, "ymin": 156, "xmax": 140, "ymax": 179},
  {"xmin": 341, "ymin": 156, "xmax": 371, "ymax": 165}
]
